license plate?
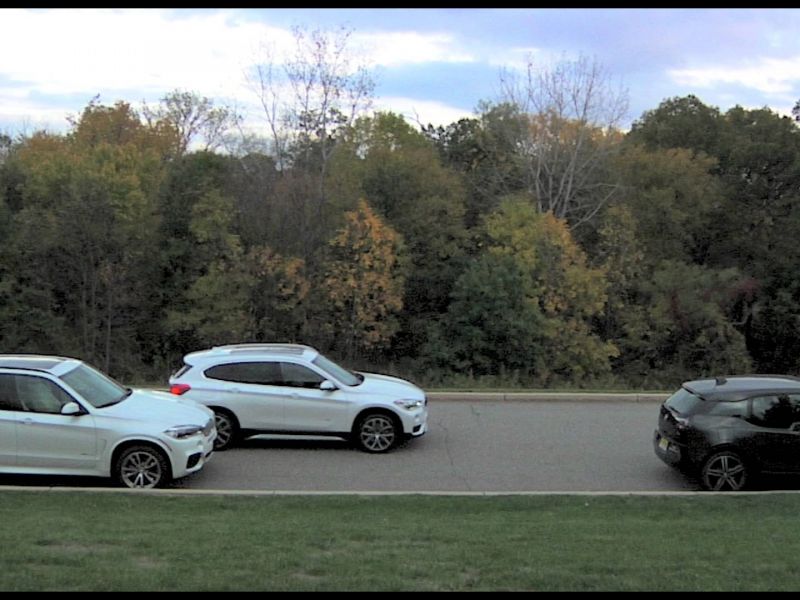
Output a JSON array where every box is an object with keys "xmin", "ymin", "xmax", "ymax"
[{"xmin": 658, "ymin": 436, "xmax": 670, "ymax": 451}]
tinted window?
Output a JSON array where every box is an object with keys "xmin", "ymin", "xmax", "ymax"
[
  {"xmin": 0, "ymin": 374, "xmax": 22, "ymax": 411},
  {"xmin": 707, "ymin": 400, "xmax": 747, "ymax": 418},
  {"xmin": 665, "ymin": 387, "xmax": 704, "ymax": 415},
  {"xmin": 750, "ymin": 394, "xmax": 800, "ymax": 430},
  {"xmin": 281, "ymin": 363, "xmax": 324, "ymax": 389},
  {"xmin": 205, "ymin": 362, "xmax": 282, "ymax": 385},
  {"xmin": 15, "ymin": 375, "xmax": 74, "ymax": 414}
]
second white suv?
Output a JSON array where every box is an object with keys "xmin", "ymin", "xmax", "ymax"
[
  {"xmin": 0, "ymin": 355, "xmax": 216, "ymax": 488},
  {"xmin": 168, "ymin": 344, "xmax": 428, "ymax": 453}
]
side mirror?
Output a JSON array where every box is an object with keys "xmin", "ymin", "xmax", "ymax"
[
  {"xmin": 61, "ymin": 402, "xmax": 83, "ymax": 416},
  {"xmin": 320, "ymin": 380, "xmax": 338, "ymax": 392}
]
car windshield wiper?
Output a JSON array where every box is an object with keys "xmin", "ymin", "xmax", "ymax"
[{"xmin": 98, "ymin": 387, "xmax": 133, "ymax": 408}]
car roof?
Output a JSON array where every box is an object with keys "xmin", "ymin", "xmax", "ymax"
[
  {"xmin": 183, "ymin": 344, "xmax": 319, "ymax": 365},
  {"xmin": 0, "ymin": 354, "xmax": 79, "ymax": 375},
  {"xmin": 683, "ymin": 375, "xmax": 800, "ymax": 402}
]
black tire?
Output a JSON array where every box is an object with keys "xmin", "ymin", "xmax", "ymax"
[
  {"xmin": 114, "ymin": 445, "xmax": 170, "ymax": 489},
  {"xmin": 354, "ymin": 412, "xmax": 400, "ymax": 453},
  {"xmin": 701, "ymin": 450, "xmax": 749, "ymax": 491},
  {"xmin": 212, "ymin": 409, "xmax": 240, "ymax": 451}
]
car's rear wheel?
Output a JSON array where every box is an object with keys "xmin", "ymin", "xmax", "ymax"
[
  {"xmin": 115, "ymin": 445, "xmax": 170, "ymax": 489},
  {"xmin": 212, "ymin": 409, "xmax": 239, "ymax": 451},
  {"xmin": 355, "ymin": 412, "xmax": 399, "ymax": 453},
  {"xmin": 701, "ymin": 450, "xmax": 749, "ymax": 491}
]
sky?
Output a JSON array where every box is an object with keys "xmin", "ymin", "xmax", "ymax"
[{"xmin": 1, "ymin": 8, "xmax": 800, "ymax": 139}]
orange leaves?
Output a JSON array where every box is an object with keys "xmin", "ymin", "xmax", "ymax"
[{"xmin": 321, "ymin": 199, "xmax": 405, "ymax": 354}]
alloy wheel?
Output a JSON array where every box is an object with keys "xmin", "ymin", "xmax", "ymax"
[
  {"xmin": 358, "ymin": 414, "xmax": 397, "ymax": 452},
  {"xmin": 702, "ymin": 452, "xmax": 748, "ymax": 491},
  {"xmin": 119, "ymin": 449, "xmax": 165, "ymax": 489},
  {"xmin": 214, "ymin": 412, "xmax": 236, "ymax": 450}
]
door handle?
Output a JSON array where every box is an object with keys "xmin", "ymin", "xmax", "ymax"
[{"xmin": 21, "ymin": 418, "xmax": 35, "ymax": 426}]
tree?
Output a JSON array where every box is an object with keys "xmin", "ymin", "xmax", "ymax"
[
  {"xmin": 498, "ymin": 54, "xmax": 629, "ymax": 228},
  {"xmin": 611, "ymin": 144, "xmax": 722, "ymax": 265},
  {"xmin": 632, "ymin": 261, "xmax": 753, "ymax": 385},
  {"xmin": 249, "ymin": 25, "xmax": 375, "ymax": 176},
  {"xmin": 423, "ymin": 103, "xmax": 529, "ymax": 227},
  {"xmin": 247, "ymin": 26, "xmax": 376, "ymax": 267},
  {"xmin": 246, "ymin": 246, "xmax": 310, "ymax": 343},
  {"xmin": 434, "ymin": 252, "xmax": 543, "ymax": 378},
  {"xmin": 440, "ymin": 199, "xmax": 616, "ymax": 384},
  {"xmin": 318, "ymin": 199, "xmax": 404, "ymax": 361},
  {"xmin": 2, "ymin": 100, "xmax": 176, "ymax": 376},
  {"xmin": 165, "ymin": 184, "xmax": 250, "ymax": 346},
  {"xmin": 142, "ymin": 89, "xmax": 241, "ymax": 156},
  {"xmin": 628, "ymin": 95, "xmax": 725, "ymax": 158},
  {"xmin": 329, "ymin": 112, "xmax": 469, "ymax": 359}
]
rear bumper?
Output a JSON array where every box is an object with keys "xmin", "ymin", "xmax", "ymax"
[{"xmin": 653, "ymin": 429, "xmax": 683, "ymax": 467}]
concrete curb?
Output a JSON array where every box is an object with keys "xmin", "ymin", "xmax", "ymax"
[
  {"xmin": 1, "ymin": 485, "xmax": 798, "ymax": 496},
  {"xmin": 427, "ymin": 392, "xmax": 669, "ymax": 403}
]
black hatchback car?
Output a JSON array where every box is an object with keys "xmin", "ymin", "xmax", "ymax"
[{"xmin": 654, "ymin": 375, "xmax": 800, "ymax": 491}]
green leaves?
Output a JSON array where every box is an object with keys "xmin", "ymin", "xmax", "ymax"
[{"xmin": 441, "ymin": 199, "xmax": 616, "ymax": 384}]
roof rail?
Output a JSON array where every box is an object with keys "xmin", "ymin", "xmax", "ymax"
[{"xmin": 208, "ymin": 343, "xmax": 314, "ymax": 355}]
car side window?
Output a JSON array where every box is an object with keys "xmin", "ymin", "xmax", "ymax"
[
  {"xmin": 280, "ymin": 363, "xmax": 325, "ymax": 389},
  {"xmin": 205, "ymin": 362, "xmax": 283, "ymax": 386},
  {"xmin": 15, "ymin": 375, "xmax": 75, "ymax": 414},
  {"xmin": 749, "ymin": 394, "xmax": 800, "ymax": 430},
  {"xmin": 708, "ymin": 400, "xmax": 747, "ymax": 418},
  {"xmin": 0, "ymin": 374, "xmax": 22, "ymax": 411}
]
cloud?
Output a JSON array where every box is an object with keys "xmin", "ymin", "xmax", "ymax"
[
  {"xmin": 0, "ymin": 9, "xmax": 274, "ymax": 101},
  {"xmin": 372, "ymin": 96, "xmax": 475, "ymax": 128},
  {"xmin": 355, "ymin": 31, "xmax": 475, "ymax": 67},
  {"xmin": 669, "ymin": 56, "xmax": 800, "ymax": 96}
]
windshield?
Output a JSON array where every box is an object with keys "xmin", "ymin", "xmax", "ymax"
[
  {"xmin": 59, "ymin": 363, "xmax": 130, "ymax": 408},
  {"xmin": 312, "ymin": 354, "xmax": 362, "ymax": 387}
]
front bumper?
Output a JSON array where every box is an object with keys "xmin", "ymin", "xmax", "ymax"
[
  {"xmin": 404, "ymin": 406, "xmax": 428, "ymax": 438},
  {"xmin": 170, "ymin": 430, "xmax": 216, "ymax": 479}
]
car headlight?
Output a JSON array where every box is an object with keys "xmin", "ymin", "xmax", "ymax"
[
  {"xmin": 164, "ymin": 424, "xmax": 204, "ymax": 439},
  {"xmin": 394, "ymin": 399, "xmax": 424, "ymax": 411}
]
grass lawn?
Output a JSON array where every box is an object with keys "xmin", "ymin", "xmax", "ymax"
[{"xmin": 1, "ymin": 490, "xmax": 799, "ymax": 591}]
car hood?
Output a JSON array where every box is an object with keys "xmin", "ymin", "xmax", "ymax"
[
  {"xmin": 354, "ymin": 372, "xmax": 425, "ymax": 400},
  {"xmin": 97, "ymin": 389, "xmax": 213, "ymax": 425}
]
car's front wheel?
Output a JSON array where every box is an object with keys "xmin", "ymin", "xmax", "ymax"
[
  {"xmin": 212, "ymin": 409, "xmax": 239, "ymax": 451},
  {"xmin": 354, "ymin": 412, "xmax": 399, "ymax": 453},
  {"xmin": 115, "ymin": 445, "xmax": 170, "ymax": 489},
  {"xmin": 701, "ymin": 450, "xmax": 749, "ymax": 491}
]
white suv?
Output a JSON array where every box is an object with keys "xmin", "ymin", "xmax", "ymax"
[
  {"xmin": 0, "ymin": 355, "xmax": 216, "ymax": 488},
  {"xmin": 168, "ymin": 344, "xmax": 428, "ymax": 453}
]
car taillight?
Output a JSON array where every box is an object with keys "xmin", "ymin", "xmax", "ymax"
[
  {"xmin": 170, "ymin": 383, "xmax": 191, "ymax": 395},
  {"xmin": 674, "ymin": 415, "xmax": 690, "ymax": 430}
]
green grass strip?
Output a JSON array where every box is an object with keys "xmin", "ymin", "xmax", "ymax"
[{"xmin": 1, "ymin": 491, "xmax": 798, "ymax": 591}]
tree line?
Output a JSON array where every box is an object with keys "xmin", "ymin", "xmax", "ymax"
[{"xmin": 1, "ymin": 41, "xmax": 800, "ymax": 389}]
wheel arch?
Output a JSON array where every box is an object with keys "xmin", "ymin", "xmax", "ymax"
[
  {"xmin": 699, "ymin": 443, "xmax": 753, "ymax": 469},
  {"xmin": 110, "ymin": 439, "xmax": 174, "ymax": 481},
  {"xmin": 208, "ymin": 405, "xmax": 241, "ymax": 426},
  {"xmin": 351, "ymin": 406, "xmax": 405, "ymax": 436}
]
